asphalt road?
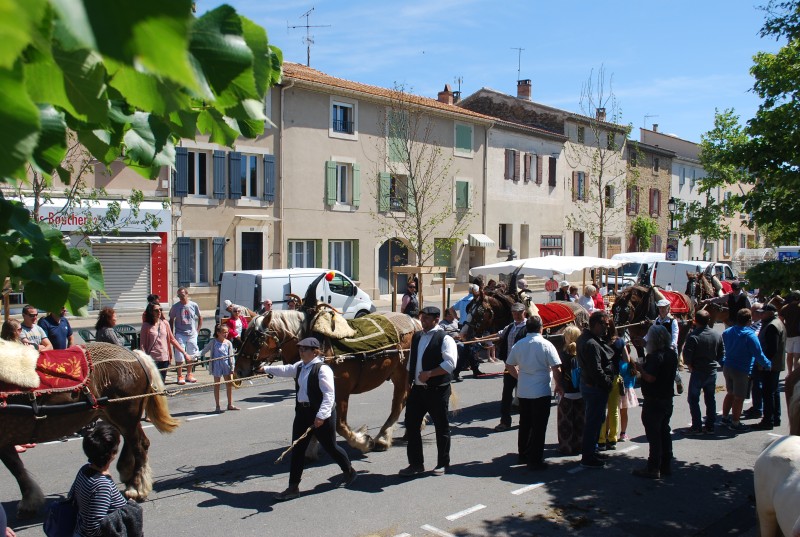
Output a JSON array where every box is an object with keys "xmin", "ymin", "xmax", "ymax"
[{"xmin": 1, "ymin": 353, "xmax": 780, "ymax": 537}]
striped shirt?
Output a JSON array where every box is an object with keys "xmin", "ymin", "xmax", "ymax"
[{"xmin": 70, "ymin": 464, "xmax": 127, "ymax": 537}]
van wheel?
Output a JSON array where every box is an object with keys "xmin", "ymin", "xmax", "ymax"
[{"xmin": 355, "ymin": 310, "xmax": 368, "ymax": 318}]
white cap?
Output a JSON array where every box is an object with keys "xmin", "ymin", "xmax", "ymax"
[
  {"xmin": 224, "ymin": 300, "xmax": 232, "ymax": 308},
  {"xmin": 560, "ymin": 281, "xmax": 570, "ymax": 288},
  {"xmin": 656, "ymin": 299, "xmax": 670, "ymax": 307}
]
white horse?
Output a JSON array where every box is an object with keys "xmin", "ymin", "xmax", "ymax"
[{"xmin": 754, "ymin": 379, "xmax": 800, "ymax": 537}]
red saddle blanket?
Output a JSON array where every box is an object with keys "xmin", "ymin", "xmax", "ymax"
[
  {"xmin": 536, "ymin": 303, "xmax": 576, "ymax": 329},
  {"xmin": 0, "ymin": 346, "xmax": 91, "ymax": 396},
  {"xmin": 720, "ymin": 281, "xmax": 733, "ymax": 294},
  {"xmin": 660, "ymin": 290, "xmax": 690, "ymax": 314}
]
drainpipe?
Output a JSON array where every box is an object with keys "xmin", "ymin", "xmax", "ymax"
[
  {"xmin": 482, "ymin": 122, "xmax": 495, "ymax": 236},
  {"xmin": 278, "ymin": 80, "xmax": 295, "ymax": 268}
]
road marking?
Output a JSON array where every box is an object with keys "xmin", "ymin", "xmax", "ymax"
[
  {"xmin": 42, "ymin": 437, "xmax": 81, "ymax": 446},
  {"xmin": 247, "ymin": 404, "xmax": 275, "ymax": 410},
  {"xmin": 392, "ymin": 534, "xmax": 411, "ymax": 537},
  {"xmin": 567, "ymin": 466, "xmax": 585, "ymax": 474},
  {"xmin": 421, "ymin": 525, "xmax": 455, "ymax": 537},
  {"xmin": 511, "ymin": 482, "xmax": 544, "ymax": 496},
  {"xmin": 187, "ymin": 414, "xmax": 219, "ymax": 421},
  {"xmin": 767, "ymin": 433, "xmax": 781, "ymax": 437},
  {"xmin": 142, "ymin": 424, "xmax": 154, "ymax": 430},
  {"xmin": 616, "ymin": 445, "xmax": 640, "ymax": 454},
  {"xmin": 445, "ymin": 504, "xmax": 486, "ymax": 520}
]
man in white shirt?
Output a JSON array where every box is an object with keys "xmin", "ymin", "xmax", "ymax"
[
  {"xmin": 19, "ymin": 305, "xmax": 53, "ymax": 352},
  {"xmin": 260, "ymin": 337, "xmax": 356, "ymax": 500}
]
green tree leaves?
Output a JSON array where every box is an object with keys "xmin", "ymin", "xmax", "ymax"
[{"xmin": 630, "ymin": 216, "xmax": 659, "ymax": 251}]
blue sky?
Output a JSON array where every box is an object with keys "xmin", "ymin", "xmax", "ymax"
[{"xmin": 215, "ymin": 0, "xmax": 779, "ymax": 143}]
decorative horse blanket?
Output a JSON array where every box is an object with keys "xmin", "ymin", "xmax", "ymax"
[
  {"xmin": 536, "ymin": 303, "xmax": 576, "ymax": 329},
  {"xmin": 660, "ymin": 290, "xmax": 691, "ymax": 315},
  {"xmin": 719, "ymin": 280, "xmax": 733, "ymax": 294},
  {"xmin": 328, "ymin": 314, "xmax": 400, "ymax": 356},
  {"xmin": 0, "ymin": 346, "xmax": 91, "ymax": 398}
]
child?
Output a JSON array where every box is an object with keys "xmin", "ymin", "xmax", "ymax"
[
  {"xmin": 619, "ymin": 354, "xmax": 640, "ymax": 441},
  {"xmin": 200, "ymin": 324, "xmax": 239, "ymax": 412}
]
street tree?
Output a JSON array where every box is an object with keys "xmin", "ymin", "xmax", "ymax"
[
  {"xmin": 371, "ymin": 88, "xmax": 474, "ymax": 279},
  {"xmin": 0, "ymin": 0, "xmax": 281, "ymax": 313},
  {"xmin": 565, "ymin": 66, "xmax": 631, "ymax": 257},
  {"xmin": 630, "ymin": 216, "xmax": 659, "ymax": 252}
]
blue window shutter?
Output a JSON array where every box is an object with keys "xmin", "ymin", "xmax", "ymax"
[
  {"xmin": 263, "ymin": 154, "xmax": 275, "ymax": 202},
  {"xmin": 212, "ymin": 237, "xmax": 225, "ymax": 284},
  {"xmin": 177, "ymin": 237, "xmax": 191, "ymax": 287},
  {"xmin": 228, "ymin": 152, "xmax": 242, "ymax": 200},
  {"xmin": 352, "ymin": 164, "xmax": 361, "ymax": 207},
  {"xmin": 175, "ymin": 147, "xmax": 188, "ymax": 197},
  {"xmin": 379, "ymin": 172, "xmax": 390, "ymax": 212},
  {"xmin": 213, "ymin": 150, "xmax": 227, "ymax": 199},
  {"xmin": 325, "ymin": 161, "xmax": 337, "ymax": 206}
]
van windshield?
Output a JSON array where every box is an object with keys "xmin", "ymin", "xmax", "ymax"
[{"xmin": 621, "ymin": 263, "xmax": 642, "ymax": 278}]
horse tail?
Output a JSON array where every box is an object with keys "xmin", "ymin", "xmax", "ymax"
[{"xmin": 134, "ymin": 351, "xmax": 180, "ymax": 434}]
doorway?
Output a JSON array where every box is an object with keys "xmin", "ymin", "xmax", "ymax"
[
  {"xmin": 242, "ymin": 232, "xmax": 263, "ymax": 270},
  {"xmin": 378, "ymin": 238, "xmax": 409, "ymax": 294}
]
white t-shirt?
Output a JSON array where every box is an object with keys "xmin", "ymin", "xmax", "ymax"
[{"xmin": 506, "ymin": 333, "xmax": 561, "ymax": 399}]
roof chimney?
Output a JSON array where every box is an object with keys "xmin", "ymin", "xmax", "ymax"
[
  {"xmin": 517, "ymin": 79, "xmax": 531, "ymax": 100},
  {"xmin": 652, "ymin": 123, "xmax": 659, "ymax": 132},
  {"xmin": 437, "ymin": 84, "xmax": 454, "ymax": 105},
  {"xmin": 596, "ymin": 107, "xmax": 606, "ymax": 122}
]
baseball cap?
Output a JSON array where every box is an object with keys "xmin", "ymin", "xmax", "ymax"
[
  {"xmin": 560, "ymin": 281, "xmax": 570, "ymax": 288},
  {"xmin": 656, "ymin": 299, "xmax": 670, "ymax": 307}
]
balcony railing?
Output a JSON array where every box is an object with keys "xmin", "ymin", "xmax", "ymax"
[{"xmin": 332, "ymin": 119, "xmax": 354, "ymax": 134}]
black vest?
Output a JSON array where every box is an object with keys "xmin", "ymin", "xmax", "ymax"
[
  {"xmin": 728, "ymin": 293, "xmax": 748, "ymax": 321},
  {"xmin": 498, "ymin": 321, "xmax": 527, "ymax": 362},
  {"xmin": 408, "ymin": 330, "xmax": 451, "ymax": 386},
  {"xmin": 295, "ymin": 362, "xmax": 324, "ymax": 410}
]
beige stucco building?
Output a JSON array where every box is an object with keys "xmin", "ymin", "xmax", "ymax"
[{"xmin": 623, "ymin": 141, "xmax": 675, "ymax": 252}]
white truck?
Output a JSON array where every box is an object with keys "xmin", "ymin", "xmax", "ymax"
[
  {"xmin": 650, "ymin": 260, "xmax": 738, "ymax": 292},
  {"xmin": 215, "ymin": 268, "xmax": 375, "ymax": 323}
]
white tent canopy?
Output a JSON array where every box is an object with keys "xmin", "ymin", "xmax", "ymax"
[{"xmin": 470, "ymin": 255, "xmax": 624, "ymax": 279}]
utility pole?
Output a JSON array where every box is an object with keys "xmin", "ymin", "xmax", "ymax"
[
  {"xmin": 288, "ymin": 7, "xmax": 330, "ymax": 67},
  {"xmin": 511, "ymin": 47, "xmax": 524, "ymax": 81}
]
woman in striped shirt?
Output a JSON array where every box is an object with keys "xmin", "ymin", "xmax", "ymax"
[{"xmin": 69, "ymin": 422, "xmax": 127, "ymax": 537}]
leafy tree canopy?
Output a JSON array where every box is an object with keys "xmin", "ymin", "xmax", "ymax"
[{"xmin": 745, "ymin": 258, "xmax": 800, "ymax": 294}]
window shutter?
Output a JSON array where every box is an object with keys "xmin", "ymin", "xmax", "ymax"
[
  {"xmin": 212, "ymin": 150, "xmax": 227, "ymax": 199},
  {"xmin": 456, "ymin": 181, "xmax": 469, "ymax": 209},
  {"xmin": 177, "ymin": 237, "xmax": 191, "ymax": 287},
  {"xmin": 352, "ymin": 164, "xmax": 361, "ymax": 207},
  {"xmin": 504, "ymin": 149, "xmax": 511, "ymax": 179},
  {"xmin": 325, "ymin": 161, "xmax": 337, "ymax": 206},
  {"xmin": 548, "ymin": 156, "xmax": 557, "ymax": 186},
  {"xmin": 536, "ymin": 155, "xmax": 543, "ymax": 185},
  {"xmin": 263, "ymin": 154, "xmax": 275, "ymax": 202},
  {"xmin": 379, "ymin": 172, "xmax": 391, "ymax": 212},
  {"xmin": 572, "ymin": 171, "xmax": 578, "ymax": 202},
  {"xmin": 228, "ymin": 151, "xmax": 242, "ymax": 200},
  {"xmin": 583, "ymin": 172, "xmax": 589, "ymax": 202},
  {"xmin": 649, "ymin": 188, "xmax": 654, "ymax": 215},
  {"xmin": 455, "ymin": 124, "xmax": 471, "ymax": 153},
  {"xmin": 655, "ymin": 189, "xmax": 661, "ymax": 216},
  {"xmin": 635, "ymin": 187, "xmax": 640, "ymax": 214},
  {"xmin": 175, "ymin": 147, "xmax": 188, "ymax": 197},
  {"xmin": 513, "ymin": 150, "xmax": 520, "ymax": 181},
  {"xmin": 315, "ymin": 240, "xmax": 323, "ymax": 268},
  {"xmin": 523, "ymin": 153, "xmax": 531, "ymax": 182},
  {"xmin": 626, "ymin": 188, "xmax": 632, "ymax": 214},
  {"xmin": 212, "ymin": 237, "xmax": 225, "ymax": 284},
  {"xmin": 352, "ymin": 240, "xmax": 359, "ymax": 280}
]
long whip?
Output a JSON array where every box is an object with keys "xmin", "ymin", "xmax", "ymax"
[{"xmin": 275, "ymin": 426, "xmax": 314, "ymax": 463}]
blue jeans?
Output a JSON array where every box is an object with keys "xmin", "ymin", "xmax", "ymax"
[
  {"xmin": 580, "ymin": 382, "xmax": 609, "ymax": 461},
  {"xmin": 687, "ymin": 369, "xmax": 717, "ymax": 430}
]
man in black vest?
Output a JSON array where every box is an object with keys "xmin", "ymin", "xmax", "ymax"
[
  {"xmin": 494, "ymin": 302, "xmax": 528, "ymax": 432},
  {"xmin": 399, "ymin": 306, "xmax": 458, "ymax": 477},
  {"xmin": 755, "ymin": 303, "xmax": 786, "ymax": 430},
  {"xmin": 727, "ymin": 281, "xmax": 750, "ymax": 326},
  {"xmin": 260, "ymin": 337, "xmax": 356, "ymax": 500}
]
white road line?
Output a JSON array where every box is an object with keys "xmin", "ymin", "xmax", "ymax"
[
  {"xmin": 567, "ymin": 466, "xmax": 585, "ymax": 474},
  {"xmin": 392, "ymin": 534, "xmax": 411, "ymax": 537},
  {"xmin": 767, "ymin": 433, "xmax": 781, "ymax": 437},
  {"xmin": 186, "ymin": 414, "xmax": 219, "ymax": 421},
  {"xmin": 247, "ymin": 404, "xmax": 274, "ymax": 410},
  {"xmin": 616, "ymin": 445, "xmax": 640, "ymax": 454},
  {"xmin": 511, "ymin": 482, "xmax": 544, "ymax": 496},
  {"xmin": 421, "ymin": 525, "xmax": 456, "ymax": 537},
  {"xmin": 42, "ymin": 438, "xmax": 81, "ymax": 446},
  {"xmin": 445, "ymin": 504, "xmax": 486, "ymax": 521},
  {"xmin": 142, "ymin": 424, "xmax": 154, "ymax": 430}
]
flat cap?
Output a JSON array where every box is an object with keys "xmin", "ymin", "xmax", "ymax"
[
  {"xmin": 763, "ymin": 303, "xmax": 778, "ymax": 313},
  {"xmin": 297, "ymin": 337, "xmax": 320, "ymax": 348},
  {"xmin": 511, "ymin": 302, "xmax": 526, "ymax": 312},
  {"xmin": 656, "ymin": 299, "xmax": 671, "ymax": 307},
  {"xmin": 420, "ymin": 306, "xmax": 441, "ymax": 317}
]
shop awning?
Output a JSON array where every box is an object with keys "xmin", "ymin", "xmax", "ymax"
[
  {"xmin": 468, "ymin": 233, "xmax": 495, "ymax": 248},
  {"xmin": 88, "ymin": 236, "xmax": 162, "ymax": 245}
]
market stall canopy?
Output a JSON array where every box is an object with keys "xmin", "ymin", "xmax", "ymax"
[{"xmin": 469, "ymin": 255, "xmax": 624, "ymax": 278}]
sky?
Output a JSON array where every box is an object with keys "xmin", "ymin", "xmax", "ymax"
[{"xmin": 214, "ymin": 0, "xmax": 781, "ymax": 143}]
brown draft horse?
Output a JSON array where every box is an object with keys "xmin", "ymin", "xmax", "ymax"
[
  {"xmin": 235, "ymin": 310, "xmax": 420, "ymax": 453},
  {"xmin": 480, "ymin": 291, "xmax": 589, "ymax": 337},
  {"xmin": 611, "ymin": 285, "xmax": 694, "ymax": 358},
  {"xmin": 0, "ymin": 342, "xmax": 178, "ymax": 518}
]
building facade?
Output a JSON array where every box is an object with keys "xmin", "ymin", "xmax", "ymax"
[{"xmin": 623, "ymin": 141, "xmax": 675, "ymax": 253}]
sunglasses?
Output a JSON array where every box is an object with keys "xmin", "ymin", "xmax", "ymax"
[{"xmin": 25, "ymin": 312, "xmax": 38, "ymax": 317}]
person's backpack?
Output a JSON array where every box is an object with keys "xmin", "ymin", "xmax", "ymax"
[{"xmin": 570, "ymin": 356, "xmax": 581, "ymax": 389}]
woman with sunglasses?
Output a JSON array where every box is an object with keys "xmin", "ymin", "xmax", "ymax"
[{"xmin": 140, "ymin": 302, "xmax": 190, "ymax": 383}]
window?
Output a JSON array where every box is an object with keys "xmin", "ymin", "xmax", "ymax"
[
  {"xmin": 336, "ymin": 164, "xmax": 348, "ymax": 203},
  {"xmin": 629, "ymin": 148, "xmax": 638, "ymax": 166},
  {"xmin": 189, "ymin": 239, "xmax": 208, "ymax": 284},
  {"xmin": 454, "ymin": 123, "xmax": 473, "ymax": 156},
  {"xmin": 680, "ymin": 167, "xmax": 686, "ymax": 186},
  {"xmin": 649, "ymin": 188, "xmax": 661, "ymax": 217},
  {"xmin": 325, "ymin": 161, "xmax": 361, "ymax": 207},
  {"xmin": 626, "ymin": 186, "xmax": 640, "ymax": 215},
  {"xmin": 653, "ymin": 157, "xmax": 660, "ymax": 172},
  {"xmin": 740, "ymin": 233, "xmax": 747, "ymax": 249},
  {"xmin": 499, "ymin": 224, "xmax": 512, "ymax": 250},
  {"xmin": 388, "ymin": 110, "xmax": 407, "ymax": 162},
  {"xmin": 540, "ymin": 235, "xmax": 563, "ymax": 256},
  {"xmin": 577, "ymin": 126, "xmax": 585, "ymax": 144},
  {"xmin": 239, "ymin": 154, "xmax": 259, "ymax": 198},
  {"xmin": 187, "ymin": 150, "xmax": 209, "ymax": 196},
  {"xmin": 329, "ymin": 240, "xmax": 355, "ymax": 278},
  {"xmin": 504, "ymin": 149, "xmax": 519, "ymax": 180},
  {"xmin": 605, "ymin": 185, "xmax": 615, "ymax": 208},
  {"xmin": 455, "ymin": 180, "xmax": 471, "ymax": 210},
  {"xmin": 332, "ymin": 102, "xmax": 354, "ymax": 134},
  {"xmin": 573, "ymin": 171, "xmax": 587, "ymax": 201},
  {"xmin": 178, "ymin": 237, "xmax": 220, "ymax": 286},
  {"xmin": 723, "ymin": 234, "xmax": 732, "ymax": 257},
  {"xmin": 548, "ymin": 156, "xmax": 557, "ymax": 186},
  {"xmin": 724, "ymin": 191, "xmax": 733, "ymax": 217},
  {"xmin": 434, "ymin": 238, "xmax": 455, "ymax": 278},
  {"xmin": 573, "ymin": 231, "xmax": 585, "ymax": 256},
  {"xmin": 607, "ymin": 133, "xmax": 614, "ymax": 150},
  {"xmin": 650, "ymin": 235, "xmax": 663, "ymax": 253},
  {"xmin": 288, "ymin": 240, "xmax": 318, "ymax": 268},
  {"xmin": 328, "ymin": 272, "xmax": 356, "ymax": 296},
  {"xmin": 390, "ymin": 174, "xmax": 408, "ymax": 212}
]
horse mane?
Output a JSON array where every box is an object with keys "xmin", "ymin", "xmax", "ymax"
[
  {"xmin": 0, "ymin": 339, "xmax": 39, "ymax": 388},
  {"xmin": 698, "ymin": 272, "xmax": 715, "ymax": 297},
  {"xmin": 268, "ymin": 310, "xmax": 306, "ymax": 338}
]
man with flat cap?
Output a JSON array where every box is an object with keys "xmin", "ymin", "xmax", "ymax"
[
  {"xmin": 260, "ymin": 337, "xmax": 357, "ymax": 500},
  {"xmin": 494, "ymin": 302, "xmax": 528, "ymax": 432},
  {"xmin": 400, "ymin": 306, "xmax": 458, "ymax": 477},
  {"xmin": 755, "ymin": 303, "xmax": 785, "ymax": 430}
]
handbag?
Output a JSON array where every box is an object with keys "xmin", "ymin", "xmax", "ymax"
[
  {"xmin": 570, "ymin": 356, "xmax": 581, "ymax": 389},
  {"xmin": 43, "ymin": 495, "xmax": 78, "ymax": 537}
]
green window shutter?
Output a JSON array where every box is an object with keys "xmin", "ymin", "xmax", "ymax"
[
  {"xmin": 315, "ymin": 240, "xmax": 323, "ymax": 268},
  {"xmin": 379, "ymin": 172, "xmax": 391, "ymax": 212},
  {"xmin": 455, "ymin": 124, "xmax": 472, "ymax": 153},
  {"xmin": 455, "ymin": 181, "xmax": 469, "ymax": 209},
  {"xmin": 352, "ymin": 240, "xmax": 359, "ymax": 280},
  {"xmin": 352, "ymin": 164, "xmax": 361, "ymax": 207},
  {"xmin": 325, "ymin": 161, "xmax": 337, "ymax": 206}
]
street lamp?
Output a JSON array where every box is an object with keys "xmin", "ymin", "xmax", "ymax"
[
  {"xmin": 667, "ymin": 196, "xmax": 677, "ymax": 229},
  {"xmin": 666, "ymin": 197, "xmax": 678, "ymax": 261}
]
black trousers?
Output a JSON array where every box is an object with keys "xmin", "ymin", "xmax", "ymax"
[
  {"xmin": 641, "ymin": 397, "xmax": 673, "ymax": 472},
  {"xmin": 761, "ymin": 371, "xmax": 781, "ymax": 425},
  {"xmin": 289, "ymin": 406, "xmax": 350, "ymax": 485},
  {"xmin": 405, "ymin": 384, "xmax": 451, "ymax": 468},
  {"xmin": 518, "ymin": 396, "xmax": 551, "ymax": 463},
  {"xmin": 500, "ymin": 372, "xmax": 518, "ymax": 425}
]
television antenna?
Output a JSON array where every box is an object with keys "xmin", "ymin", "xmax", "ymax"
[
  {"xmin": 511, "ymin": 47, "xmax": 524, "ymax": 81},
  {"xmin": 644, "ymin": 114, "xmax": 659, "ymax": 128},
  {"xmin": 288, "ymin": 7, "xmax": 330, "ymax": 67}
]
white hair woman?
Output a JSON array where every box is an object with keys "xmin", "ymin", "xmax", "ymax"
[{"xmin": 578, "ymin": 285, "xmax": 596, "ymax": 313}]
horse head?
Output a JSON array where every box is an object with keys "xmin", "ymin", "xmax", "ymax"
[
  {"xmin": 461, "ymin": 297, "xmax": 494, "ymax": 341},
  {"xmin": 236, "ymin": 310, "xmax": 304, "ymax": 377}
]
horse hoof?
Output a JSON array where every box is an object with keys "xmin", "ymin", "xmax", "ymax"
[{"xmin": 372, "ymin": 441, "xmax": 389, "ymax": 452}]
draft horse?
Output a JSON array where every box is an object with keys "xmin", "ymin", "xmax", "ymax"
[
  {"xmin": 235, "ymin": 310, "xmax": 420, "ymax": 453},
  {"xmin": 0, "ymin": 341, "xmax": 178, "ymax": 518}
]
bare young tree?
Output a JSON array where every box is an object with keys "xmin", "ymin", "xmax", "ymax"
[
  {"xmin": 564, "ymin": 66, "xmax": 631, "ymax": 257},
  {"xmin": 370, "ymin": 87, "xmax": 474, "ymax": 267}
]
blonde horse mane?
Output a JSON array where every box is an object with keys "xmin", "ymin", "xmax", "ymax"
[
  {"xmin": 266, "ymin": 310, "xmax": 307, "ymax": 338},
  {"xmin": 0, "ymin": 339, "xmax": 40, "ymax": 388}
]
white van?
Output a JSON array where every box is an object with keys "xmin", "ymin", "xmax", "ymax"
[
  {"xmin": 651, "ymin": 261, "xmax": 737, "ymax": 292},
  {"xmin": 603, "ymin": 252, "xmax": 666, "ymax": 289},
  {"xmin": 215, "ymin": 268, "xmax": 375, "ymax": 323}
]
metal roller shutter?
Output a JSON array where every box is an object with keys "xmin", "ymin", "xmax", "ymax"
[{"xmin": 92, "ymin": 244, "xmax": 151, "ymax": 311}]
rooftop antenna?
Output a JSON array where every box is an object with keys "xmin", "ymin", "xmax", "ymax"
[
  {"xmin": 511, "ymin": 47, "xmax": 524, "ymax": 81},
  {"xmin": 453, "ymin": 76, "xmax": 463, "ymax": 101},
  {"xmin": 288, "ymin": 7, "xmax": 330, "ymax": 67},
  {"xmin": 644, "ymin": 114, "xmax": 659, "ymax": 128}
]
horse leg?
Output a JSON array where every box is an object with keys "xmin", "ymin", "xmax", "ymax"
[
  {"xmin": 335, "ymin": 397, "xmax": 373, "ymax": 453},
  {"xmin": 373, "ymin": 367, "xmax": 409, "ymax": 452},
  {"xmin": 105, "ymin": 402, "xmax": 152, "ymax": 501},
  {"xmin": 0, "ymin": 444, "xmax": 44, "ymax": 519}
]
